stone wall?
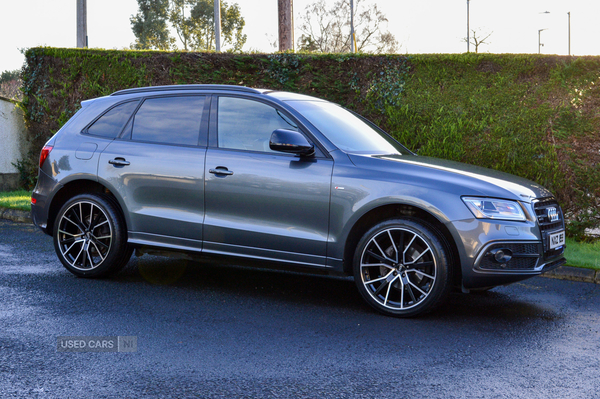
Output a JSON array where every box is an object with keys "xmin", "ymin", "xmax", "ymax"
[{"xmin": 0, "ymin": 96, "xmax": 27, "ymax": 191}]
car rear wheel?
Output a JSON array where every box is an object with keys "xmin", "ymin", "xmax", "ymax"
[
  {"xmin": 53, "ymin": 193, "xmax": 131, "ymax": 278},
  {"xmin": 353, "ymin": 218, "xmax": 452, "ymax": 317}
]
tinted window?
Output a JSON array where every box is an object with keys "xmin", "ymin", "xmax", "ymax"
[
  {"xmin": 87, "ymin": 101, "xmax": 138, "ymax": 138},
  {"xmin": 131, "ymin": 96, "xmax": 204, "ymax": 146},
  {"xmin": 218, "ymin": 97, "xmax": 298, "ymax": 153}
]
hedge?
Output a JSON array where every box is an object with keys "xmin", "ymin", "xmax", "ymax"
[{"xmin": 18, "ymin": 47, "xmax": 600, "ymax": 238}]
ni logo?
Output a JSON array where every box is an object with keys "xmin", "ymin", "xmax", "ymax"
[{"xmin": 546, "ymin": 207, "xmax": 559, "ymax": 223}]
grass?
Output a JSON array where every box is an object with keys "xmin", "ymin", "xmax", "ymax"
[
  {"xmin": 565, "ymin": 238, "xmax": 600, "ymax": 271},
  {"xmin": 0, "ymin": 190, "xmax": 32, "ymax": 212}
]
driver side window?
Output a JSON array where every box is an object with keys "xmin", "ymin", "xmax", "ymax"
[{"xmin": 217, "ymin": 97, "xmax": 298, "ymax": 153}]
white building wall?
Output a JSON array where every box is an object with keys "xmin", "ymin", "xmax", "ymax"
[{"xmin": 0, "ymin": 97, "xmax": 28, "ymax": 190}]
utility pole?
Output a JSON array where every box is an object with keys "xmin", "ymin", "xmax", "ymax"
[
  {"xmin": 278, "ymin": 0, "xmax": 294, "ymax": 52},
  {"xmin": 350, "ymin": 0, "xmax": 355, "ymax": 53},
  {"xmin": 76, "ymin": 0, "xmax": 87, "ymax": 48},
  {"xmin": 466, "ymin": 0, "xmax": 470, "ymax": 53},
  {"xmin": 215, "ymin": 0, "xmax": 221, "ymax": 52},
  {"xmin": 567, "ymin": 12, "xmax": 571, "ymax": 56}
]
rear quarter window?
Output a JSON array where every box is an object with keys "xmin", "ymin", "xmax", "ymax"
[{"xmin": 86, "ymin": 101, "xmax": 139, "ymax": 138}]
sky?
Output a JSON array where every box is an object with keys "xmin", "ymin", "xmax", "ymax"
[{"xmin": 1, "ymin": 0, "xmax": 599, "ymax": 73}]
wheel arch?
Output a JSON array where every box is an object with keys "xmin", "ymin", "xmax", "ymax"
[
  {"xmin": 47, "ymin": 179, "xmax": 127, "ymax": 236},
  {"xmin": 342, "ymin": 203, "xmax": 462, "ymax": 286}
]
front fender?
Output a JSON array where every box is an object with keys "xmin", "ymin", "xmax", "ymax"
[{"xmin": 327, "ymin": 159, "xmax": 473, "ymax": 262}]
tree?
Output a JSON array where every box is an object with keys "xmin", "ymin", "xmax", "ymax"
[
  {"xmin": 168, "ymin": 0, "xmax": 194, "ymax": 50},
  {"xmin": 277, "ymin": 0, "xmax": 293, "ymax": 51},
  {"xmin": 298, "ymin": 0, "xmax": 398, "ymax": 54},
  {"xmin": 0, "ymin": 69, "xmax": 21, "ymax": 100},
  {"xmin": 464, "ymin": 29, "xmax": 492, "ymax": 53},
  {"xmin": 187, "ymin": 0, "xmax": 247, "ymax": 51},
  {"xmin": 0, "ymin": 70, "xmax": 20, "ymax": 84},
  {"xmin": 131, "ymin": 0, "xmax": 246, "ymax": 51},
  {"xmin": 130, "ymin": 0, "xmax": 175, "ymax": 50}
]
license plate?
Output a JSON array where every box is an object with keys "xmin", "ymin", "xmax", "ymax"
[{"xmin": 549, "ymin": 230, "xmax": 565, "ymax": 250}]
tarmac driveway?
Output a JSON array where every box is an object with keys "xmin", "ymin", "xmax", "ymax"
[{"xmin": 1, "ymin": 219, "xmax": 599, "ymax": 398}]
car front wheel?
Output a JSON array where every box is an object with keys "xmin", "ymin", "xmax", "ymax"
[
  {"xmin": 53, "ymin": 194, "xmax": 131, "ymax": 278},
  {"xmin": 353, "ymin": 218, "xmax": 452, "ymax": 317}
]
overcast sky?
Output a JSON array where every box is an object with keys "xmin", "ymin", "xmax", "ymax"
[{"xmin": 1, "ymin": 0, "xmax": 599, "ymax": 73}]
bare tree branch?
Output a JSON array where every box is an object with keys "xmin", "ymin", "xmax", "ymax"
[
  {"xmin": 463, "ymin": 29, "xmax": 493, "ymax": 53},
  {"xmin": 298, "ymin": 0, "xmax": 398, "ymax": 53}
]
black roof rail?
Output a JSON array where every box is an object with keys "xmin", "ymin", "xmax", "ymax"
[{"xmin": 110, "ymin": 84, "xmax": 263, "ymax": 96}]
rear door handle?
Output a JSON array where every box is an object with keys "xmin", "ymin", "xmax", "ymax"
[
  {"xmin": 109, "ymin": 158, "xmax": 130, "ymax": 166},
  {"xmin": 209, "ymin": 167, "xmax": 234, "ymax": 176}
]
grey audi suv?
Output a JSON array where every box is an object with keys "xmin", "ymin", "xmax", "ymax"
[{"xmin": 31, "ymin": 85, "xmax": 566, "ymax": 317}]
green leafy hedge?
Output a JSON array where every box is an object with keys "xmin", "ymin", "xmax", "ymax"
[{"xmin": 19, "ymin": 48, "xmax": 600, "ymax": 238}]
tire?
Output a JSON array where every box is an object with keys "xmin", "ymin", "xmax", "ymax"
[
  {"xmin": 353, "ymin": 218, "xmax": 452, "ymax": 317},
  {"xmin": 53, "ymin": 193, "xmax": 132, "ymax": 278}
]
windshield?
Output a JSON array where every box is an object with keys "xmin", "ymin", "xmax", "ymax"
[{"xmin": 287, "ymin": 100, "xmax": 408, "ymax": 155}]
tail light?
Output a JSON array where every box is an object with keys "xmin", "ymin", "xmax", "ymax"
[{"xmin": 39, "ymin": 145, "xmax": 53, "ymax": 168}]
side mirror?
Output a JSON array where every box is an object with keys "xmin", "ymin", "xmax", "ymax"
[{"xmin": 269, "ymin": 129, "xmax": 315, "ymax": 156}]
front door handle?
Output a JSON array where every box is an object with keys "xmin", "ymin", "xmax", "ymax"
[
  {"xmin": 209, "ymin": 167, "xmax": 234, "ymax": 176},
  {"xmin": 109, "ymin": 158, "xmax": 130, "ymax": 166}
]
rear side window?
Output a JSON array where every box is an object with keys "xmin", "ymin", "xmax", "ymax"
[
  {"xmin": 87, "ymin": 101, "xmax": 138, "ymax": 138},
  {"xmin": 131, "ymin": 96, "xmax": 204, "ymax": 146}
]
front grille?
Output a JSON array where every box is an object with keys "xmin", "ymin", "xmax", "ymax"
[
  {"xmin": 479, "ymin": 256, "xmax": 538, "ymax": 270},
  {"xmin": 500, "ymin": 243, "xmax": 539, "ymax": 254},
  {"xmin": 477, "ymin": 243, "xmax": 541, "ymax": 271},
  {"xmin": 533, "ymin": 197, "xmax": 566, "ymax": 259},
  {"xmin": 534, "ymin": 197, "xmax": 564, "ymax": 232}
]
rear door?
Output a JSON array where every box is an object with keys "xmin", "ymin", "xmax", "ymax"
[
  {"xmin": 203, "ymin": 96, "xmax": 334, "ymax": 267},
  {"xmin": 98, "ymin": 95, "xmax": 209, "ymax": 250}
]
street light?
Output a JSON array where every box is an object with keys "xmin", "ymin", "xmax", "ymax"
[
  {"xmin": 538, "ymin": 28, "xmax": 548, "ymax": 54},
  {"xmin": 537, "ymin": 11, "xmax": 549, "ymax": 55}
]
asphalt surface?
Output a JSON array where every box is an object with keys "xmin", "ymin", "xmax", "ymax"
[{"xmin": 1, "ymin": 219, "xmax": 599, "ymax": 398}]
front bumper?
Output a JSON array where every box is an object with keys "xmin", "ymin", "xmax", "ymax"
[
  {"xmin": 450, "ymin": 198, "xmax": 567, "ymax": 289},
  {"xmin": 463, "ymin": 255, "xmax": 566, "ymax": 289},
  {"xmin": 473, "ymin": 239, "xmax": 565, "ymax": 274},
  {"xmin": 464, "ymin": 238, "xmax": 566, "ymax": 288}
]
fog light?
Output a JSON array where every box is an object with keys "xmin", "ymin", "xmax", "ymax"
[
  {"xmin": 489, "ymin": 248, "xmax": 513, "ymax": 264},
  {"xmin": 495, "ymin": 250, "xmax": 506, "ymax": 262}
]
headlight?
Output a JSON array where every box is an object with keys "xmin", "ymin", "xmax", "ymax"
[{"xmin": 462, "ymin": 197, "xmax": 526, "ymax": 221}]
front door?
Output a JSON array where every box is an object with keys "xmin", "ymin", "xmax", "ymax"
[{"xmin": 203, "ymin": 96, "xmax": 333, "ymax": 267}]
